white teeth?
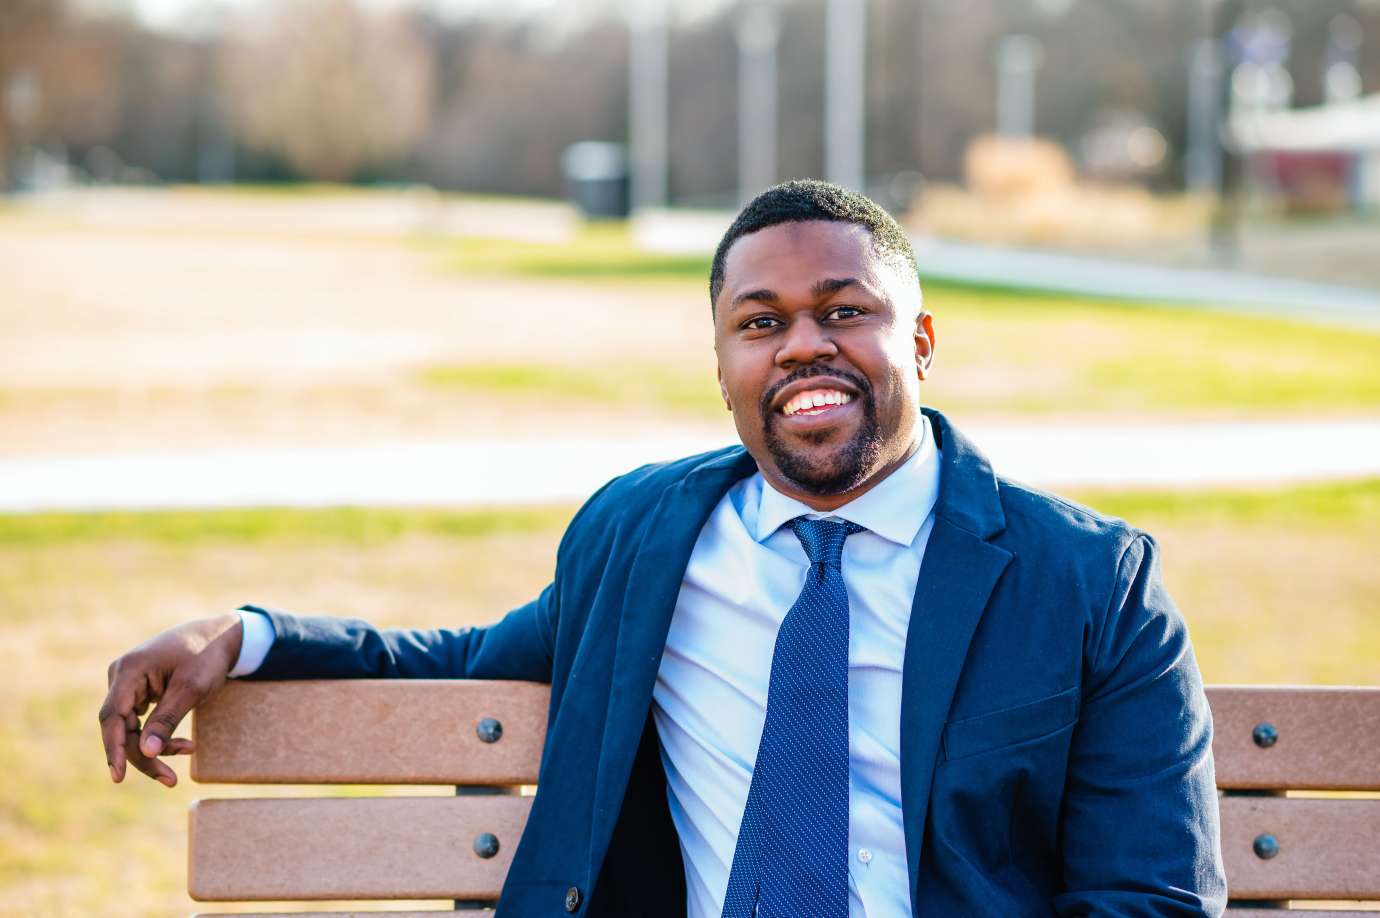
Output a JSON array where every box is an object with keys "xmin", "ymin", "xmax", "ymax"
[{"xmin": 782, "ymin": 388, "xmax": 853, "ymax": 416}]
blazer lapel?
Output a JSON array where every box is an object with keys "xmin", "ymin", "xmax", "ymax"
[
  {"xmin": 587, "ymin": 447, "xmax": 756, "ymax": 880},
  {"xmin": 900, "ymin": 411, "xmax": 1014, "ymax": 907}
]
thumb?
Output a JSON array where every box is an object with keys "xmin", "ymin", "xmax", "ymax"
[{"xmin": 139, "ymin": 677, "xmax": 204, "ymax": 758}]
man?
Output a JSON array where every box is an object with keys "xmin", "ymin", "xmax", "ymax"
[{"xmin": 101, "ymin": 181, "xmax": 1226, "ymax": 916}]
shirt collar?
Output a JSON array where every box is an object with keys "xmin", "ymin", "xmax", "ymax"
[{"xmin": 753, "ymin": 414, "xmax": 941, "ymax": 548}]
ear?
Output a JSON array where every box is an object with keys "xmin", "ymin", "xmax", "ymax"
[
  {"xmin": 717, "ymin": 364, "xmax": 732, "ymax": 411},
  {"xmin": 914, "ymin": 311, "xmax": 936, "ymax": 381}
]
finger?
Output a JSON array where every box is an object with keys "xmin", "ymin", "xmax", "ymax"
[
  {"xmin": 98, "ymin": 673, "xmax": 142, "ymax": 783},
  {"xmin": 123, "ymin": 731, "xmax": 179, "ymax": 787},
  {"xmin": 139, "ymin": 678, "xmax": 203, "ymax": 759},
  {"xmin": 162, "ymin": 737, "xmax": 195, "ymax": 756},
  {"xmin": 118, "ymin": 712, "xmax": 142, "ymax": 775},
  {"xmin": 101, "ymin": 712, "xmax": 127, "ymax": 782}
]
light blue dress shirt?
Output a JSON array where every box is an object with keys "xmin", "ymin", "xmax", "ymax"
[
  {"xmin": 231, "ymin": 417, "xmax": 941, "ymax": 917},
  {"xmin": 652, "ymin": 416, "xmax": 941, "ymax": 918}
]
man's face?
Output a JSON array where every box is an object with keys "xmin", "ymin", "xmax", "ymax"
[{"xmin": 713, "ymin": 220, "xmax": 935, "ymax": 506}]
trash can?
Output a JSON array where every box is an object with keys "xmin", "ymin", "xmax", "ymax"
[{"xmin": 561, "ymin": 141, "xmax": 631, "ymax": 219}]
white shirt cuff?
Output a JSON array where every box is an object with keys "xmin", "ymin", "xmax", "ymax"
[{"xmin": 228, "ymin": 609, "xmax": 275, "ymax": 678}]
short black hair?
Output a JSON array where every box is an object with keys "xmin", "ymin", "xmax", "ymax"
[{"xmin": 708, "ymin": 179, "xmax": 919, "ymax": 309}]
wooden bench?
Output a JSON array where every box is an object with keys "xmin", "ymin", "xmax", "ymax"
[{"xmin": 187, "ymin": 683, "xmax": 1380, "ymax": 916}]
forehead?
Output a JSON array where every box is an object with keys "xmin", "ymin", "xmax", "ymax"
[{"xmin": 719, "ymin": 220, "xmax": 884, "ymax": 301}]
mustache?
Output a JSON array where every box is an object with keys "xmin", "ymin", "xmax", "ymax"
[{"xmin": 759, "ymin": 365, "xmax": 871, "ymax": 418}]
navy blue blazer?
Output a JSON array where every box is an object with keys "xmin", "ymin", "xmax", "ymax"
[{"xmin": 245, "ymin": 409, "xmax": 1227, "ymax": 916}]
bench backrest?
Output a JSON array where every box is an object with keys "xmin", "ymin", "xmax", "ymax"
[{"xmin": 188, "ymin": 682, "xmax": 1380, "ymax": 916}]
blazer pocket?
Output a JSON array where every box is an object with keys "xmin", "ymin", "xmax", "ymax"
[{"xmin": 942, "ymin": 685, "xmax": 1080, "ymax": 761}]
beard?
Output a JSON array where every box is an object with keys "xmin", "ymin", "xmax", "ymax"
[{"xmin": 760, "ymin": 366, "xmax": 884, "ymax": 496}]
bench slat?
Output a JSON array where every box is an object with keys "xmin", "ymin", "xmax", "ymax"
[
  {"xmin": 189, "ymin": 684, "xmax": 1380, "ymax": 905},
  {"xmin": 193, "ymin": 903, "xmax": 1380, "ymax": 913},
  {"xmin": 1226, "ymin": 912, "xmax": 1380, "ymax": 916},
  {"xmin": 189, "ymin": 911, "xmax": 1374, "ymax": 916},
  {"xmin": 1208, "ymin": 686, "xmax": 1380, "ymax": 790},
  {"xmin": 195, "ymin": 913, "xmax": 484, "ymax": 917},
  {"xmin": 1221, "ymin": 796, "xmax": 1380, "ymax": 900},
  {"xmin": 191, "ymin": 680, "xmax": 548, "ymax": 785},
  {"xmin": 188, "ymin": 796, "xmax": 531, "ymax": 901},
  {"xmin": 1226, "ymin": 913, "xmax": 1380, "ymax": 917}
]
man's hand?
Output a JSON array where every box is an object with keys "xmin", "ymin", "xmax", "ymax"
[{"xmin": 99, "ymin": 613, "xmax": 244, "ymax": 787}]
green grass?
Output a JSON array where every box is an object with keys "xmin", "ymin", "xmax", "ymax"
[
  {"xmin": 0, "ymin": 504, "xmax": 575, "ymax": 548},
  {"xmin": 418, "ymin": 360, "xmax": 722, "ymax": 416},
  {"xmin": 446, "ymin": 222, "xmax": 711, "ymax": 282},
  {"xmin": 4, "ymin": 479, "xmax": 1374, "ymax": 549},
  {"xmin": 1068, "ymin": 477, "xmax": 1380, "ymax": 529},
  {"xmin": 169, "ymin": 182, "xmax": 384, "ymax": 197},
  {"xmin": 925, "ymin": 284, "xmax": 1380, "ymax": 415},
  {"xmin": 170, "ymin": 183, "xmax": 559, "ymax": 204}
]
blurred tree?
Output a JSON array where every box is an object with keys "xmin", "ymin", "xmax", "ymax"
[
  {"xmin": 418, "ymin": 18, "xmax": 627, "ymax": 196},
  {"xmin": 0, "ymin": 0, "xmax": 61, "ymax": 188},
  {"xmin": 222, "ymin": 0, "xmax": 433, "ymax": 182}
]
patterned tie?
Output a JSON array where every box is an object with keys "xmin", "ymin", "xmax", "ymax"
[{"xmin": 721, "ymin": 517, "xmax": 864, "ymax": 918}]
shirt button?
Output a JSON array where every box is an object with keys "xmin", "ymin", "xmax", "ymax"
[
  {"xmin": 564, "ymin": 886, "xmax": 581, "ymax": 912},
  {"xmin": 857, "ymin": 847, "xmax": 873, "ymax": 864}
]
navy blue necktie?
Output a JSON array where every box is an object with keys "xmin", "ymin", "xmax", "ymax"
[{"xmin": 722, "ymin": 517, "xmax": 864, "ymax": 918}]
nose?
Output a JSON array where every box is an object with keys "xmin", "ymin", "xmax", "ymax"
[{"xmin": 774, "ymin": 315, "xmax": 837, "ymax": 369}]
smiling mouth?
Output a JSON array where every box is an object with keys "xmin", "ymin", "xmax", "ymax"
[{"xmin": 781, "ymin": 388, "xmax": 855, "ymax": 417}]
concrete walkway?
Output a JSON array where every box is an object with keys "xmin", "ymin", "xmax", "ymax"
[
  {"xmin": 910, "ymin": 238, "xmax": 1380, "ymax": 330},
  {"xmin": 4, "ymin": 419, "xmax": 1378, "ymax": 513}
]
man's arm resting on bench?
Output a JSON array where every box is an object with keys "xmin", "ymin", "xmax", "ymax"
[
  {"xmin": 234, "ymin": 584, "xmax": 558, "ymax": 683},
  {"xmin": 99, "ymin": 587, "xmax": 557, "ymax": 787}
]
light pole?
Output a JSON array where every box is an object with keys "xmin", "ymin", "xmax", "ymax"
[
  {"xmin": 1211, "ymin": 0, "xmax": 1245, "ymax": 262},
  {"xmin": 1185, "ymin": 37, "xmax": 1223, "ymax": 193},
  {"xmin": 629, "ymin": 0, "xmax": 670, "ymax": 212},
  {"xmin": 736, "ymin": 0, "xmax": 780, "ymax": 204},
  {"xmin": 995, "ymin": 34, "xmax": 1043, "ymax": 138},
  {"xmin": 825, "ymin": 0, "xmax": 865, "ymax": 191}
]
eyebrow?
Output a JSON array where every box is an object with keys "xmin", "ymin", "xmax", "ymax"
[
  {"xmin": 728, "ymin": 277, "xmax": 861, "ymax": 310},
  {"xmin": 730, "ymin": 287, "xmax": 777, "ymax": 309},
  {"xmin": 812, "ymin": 277, "xmax": 859, "ymax": 298}
]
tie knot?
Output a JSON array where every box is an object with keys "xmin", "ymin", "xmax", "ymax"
[{"xmin": 790, "ymin": 517, "xmax": 864, "ymax": 568}]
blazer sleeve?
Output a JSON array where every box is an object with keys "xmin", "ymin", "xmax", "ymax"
[
  {"xmin": 238, "ymin": 581, "xmax": 558, "ymax": 683},
  {"xmin": 231, "ymin": 465, "xmax": 639, "ymax": 685},
  {"xmin": 1052, "ymin": 534, "xmax": 1227, "ymax": 917}
]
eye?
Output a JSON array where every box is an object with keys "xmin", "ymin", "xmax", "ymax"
[
  {"xmin": 741, "ymin": 315, "xmax": 781, "ymax": 331},
  {"xmin": 827, "ymin": 305, "xmax": 864, "ymax": 320}
]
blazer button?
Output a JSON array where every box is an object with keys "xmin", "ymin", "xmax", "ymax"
[{"xmin": 564, "ymin": 886, "xmax": 582, "ymax": 912}]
